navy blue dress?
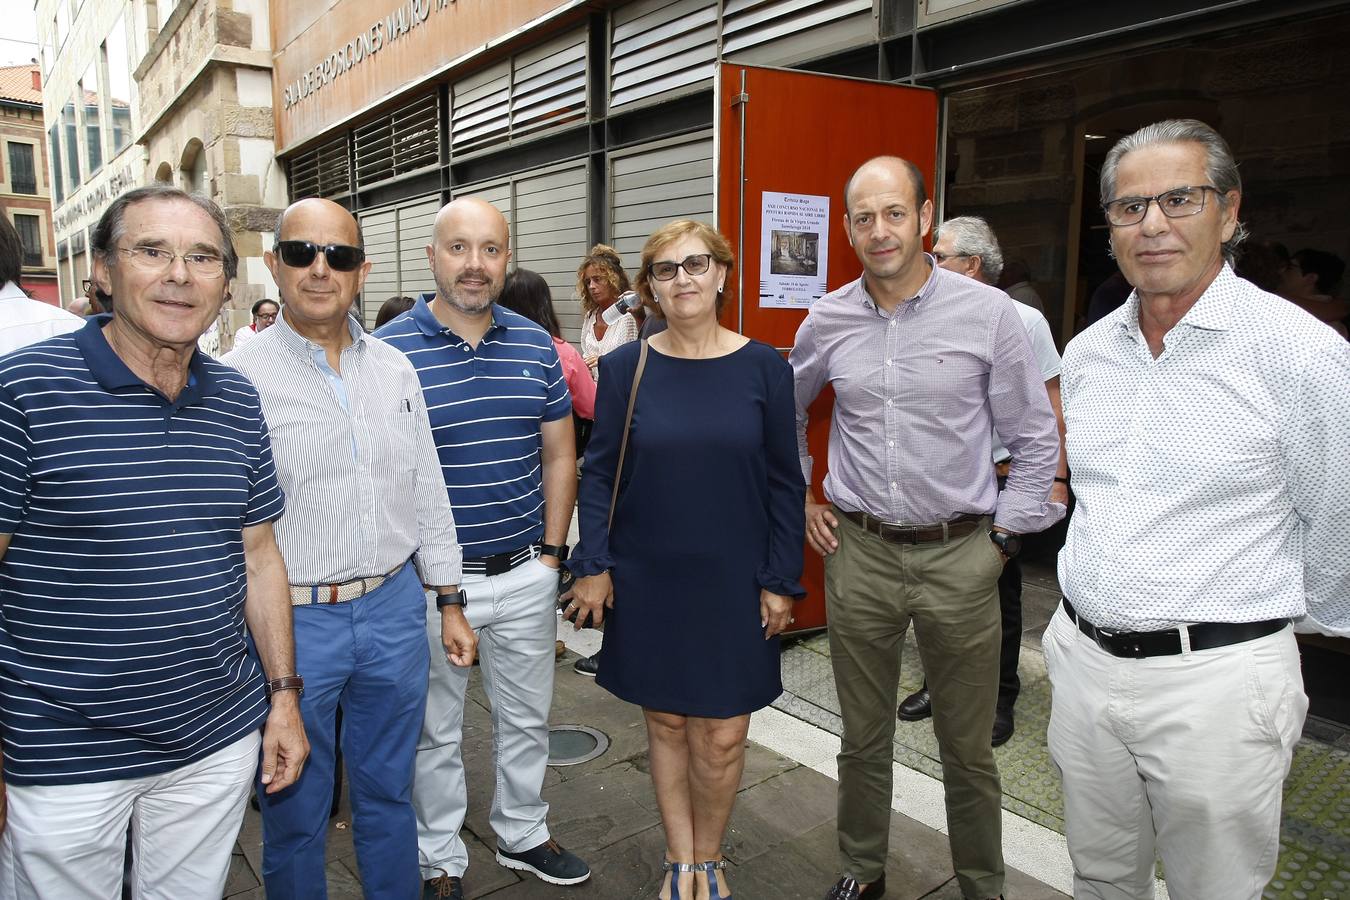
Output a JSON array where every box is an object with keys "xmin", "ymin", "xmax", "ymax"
[{"xmin": 569, "ymin": 339, "xmax": 806, "ymax": 717}]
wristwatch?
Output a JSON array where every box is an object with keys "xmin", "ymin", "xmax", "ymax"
[
  {"xmin": 988, "ymin": 530, "xmax": 1022, "ymax": 559},
  {"xmin": 435, "ymin": 589, "xmax": 468, "ymax": 610},
  {"xmin": 538, "ymin": 543, "xmax": 569, "ymax": 562}
]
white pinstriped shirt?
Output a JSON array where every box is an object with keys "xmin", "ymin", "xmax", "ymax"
[{"xmin": 224, "ymin": 312, "xmax": 462, "ymax": 586}]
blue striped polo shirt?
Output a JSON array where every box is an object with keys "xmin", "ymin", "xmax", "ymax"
[
  {"xmin": 0, "ymin": 317, "xmax": 285, "ymax": 786},
  {"xmin": 376, "ymin": 300, "xmax": 570, "ymax": 557}
]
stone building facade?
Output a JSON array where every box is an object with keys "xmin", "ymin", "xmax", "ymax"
[{"xmin": 0, "ymin": 64, "xmax": 59, "ymax": 304}]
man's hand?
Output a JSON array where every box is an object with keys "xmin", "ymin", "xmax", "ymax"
[
  {"xmin": 537, "ymin": 554, "xmax": 561, "ymax": 570},
  {"xmin": 259, "ymin": 693, "xmax": 309, "ymax": 794},
  {"xmin": 760, "ymin": 590, "xmax": 795, "ymax": 638},
  {"xmin": 440, "ymin": 606, "xmax": 477, "ymax": 667},
  {"xmin": 561, "ymin": 571, "xmax": 613, "ymax": 629},
  {"xmin": 806, "ymin": 500, "xmax": 839, "ymax": 556},
  {"xmin": 1049, "ymin": 479, "xmax": 1070, "ymax": 506}
]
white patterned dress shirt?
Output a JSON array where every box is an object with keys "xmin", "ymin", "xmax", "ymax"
[{"xmin": 1059, "ymin": 265, "xmax": 1350, "ymax": 635}]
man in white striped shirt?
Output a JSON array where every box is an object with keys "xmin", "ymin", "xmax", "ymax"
[{"xmin": 225, "ymin": 198, "xmax": 474, "ymax": 900}]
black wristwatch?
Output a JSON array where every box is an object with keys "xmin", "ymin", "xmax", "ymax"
[
  {"xmin": 435, "ymin": 589, "xmax": 468, "ymax": 610},
  {"xmin": 538, "ymin": 543, "xmax": 569, "ymax": 562},
  {"xmin": 988, "ymin": 530, "xmax": 1022, "ymax": 559}
]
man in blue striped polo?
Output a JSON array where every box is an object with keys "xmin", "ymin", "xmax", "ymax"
[
  {"xmin": 0, "ymin": 185, "xmax": 309, "ymax": 898},
  {"xmin": 225, "ymin": 197, "xmax": 475, "ymax": 900},
  {"xmin": 377, "ymin": 197, "xmax": 586, "ymax": 900}
]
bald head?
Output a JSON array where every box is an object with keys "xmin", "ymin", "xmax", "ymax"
[
  {"xmin": 274, "ymin": 197, "xmax": 363, "ymax": 251},
  {"xmin": 427, "ymin": 196, "xmax": 512, "ymax": 317},
  {"xmin": 844, "ymin": 156, "xmax": 927, "ymax": 216}
]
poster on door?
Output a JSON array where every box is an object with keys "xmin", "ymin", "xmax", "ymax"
[{"xmin": 758, "ymin": 191, "xmax": 829, "ymax": 308}]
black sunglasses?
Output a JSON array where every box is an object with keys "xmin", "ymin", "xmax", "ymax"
[{"xmin": 276, "ymin": 240, "xmax": 366, "ymax": 272}]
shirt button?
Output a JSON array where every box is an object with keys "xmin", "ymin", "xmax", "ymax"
[
  {"xmin": 885, "ymin": 399, "xmax": 893, "ymax": 406},
  {"xmin": 885, "ymin": 359, "xmax": 893, "ymax": 366},
  {"xmin": 888, "ymin": 440, "xmax": 894, "ymax": 448},
  {"xmin": 890, "ymin": 481, "xmax": 897, "ymax": 489}
]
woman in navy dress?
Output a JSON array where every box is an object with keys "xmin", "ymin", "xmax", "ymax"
[{"xmin": 564, "ymin": 220, "xmax": 805, "ymax": 900}]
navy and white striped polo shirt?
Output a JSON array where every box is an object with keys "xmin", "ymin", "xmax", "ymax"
[
  {"xmin": 0, "ymin": 317, "xmax": 285, "ymax": 786},
  {"xmin": 376, "ymin": 300, "xmax": 570, "ymax": 557}
]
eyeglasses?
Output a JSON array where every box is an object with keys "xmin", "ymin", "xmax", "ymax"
[
  {"xmin": 648, "ymin": 254, "xmax": 713, "ymax": 282},
  {"xmin": 932, "ymin": 252, "xmax": 971, "ymax": 262},
  {"xmin": 118, "ymin": 245, "xmax": 225, "ymax": 278},
  {"xmin": 255, "ymin": 311, "xmax": 278, "ymax": 321},
  {"xmin": 276, "ymin": 240, "xmax": 366, "ymax": 272},
  {"xmin": 1102, "ymin": 185, "xmax": 1223, "ymax": 227}
]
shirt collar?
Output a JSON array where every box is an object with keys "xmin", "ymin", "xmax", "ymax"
[
  {"xmin": 1115, "ymin": 263, "xmax": 1235, "ymax": 341},
  {"xmin": 0, "ymin": 280, "xmax": 28, "ymax": 301},
  {"xmin": 272, "ymin": 306, "xmax": 366, "ymax": 358},
  {"xmin": 74, "ymin": 314, "xmax": 220, "ymax": 400},
  {"xmin": 852, "ymin": 254, "xmax": 938, "ymax": 315},
  {"xmin": 410, "ymin": 295, "xmax": 507, "ymax": 343}
]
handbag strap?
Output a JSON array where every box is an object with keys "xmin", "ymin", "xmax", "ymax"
[{"xmin": 608, "ymin": 339, "xmax": 648, "ymax": 529}]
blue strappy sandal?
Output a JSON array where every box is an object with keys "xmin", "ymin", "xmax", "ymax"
[
  {"xmin": 699, "ymin": 859, "xmax": 731, "ymax": 899},
  {"xmin": 661, "ymin": 859, "xmax": 697, "ymax": 900}
]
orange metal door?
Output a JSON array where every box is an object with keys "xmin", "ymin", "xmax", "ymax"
[{"xmin": 716, "ymin": 63, "xmax": 939, "ymax": 632}]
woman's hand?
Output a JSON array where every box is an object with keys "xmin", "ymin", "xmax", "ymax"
[
  {"xmin": 561, "ymin": 571, "xmax": 614, "ymax": 629},
  {"xmin": 760, "ymin": 589, "xmax": 795, "ymax": 639}
]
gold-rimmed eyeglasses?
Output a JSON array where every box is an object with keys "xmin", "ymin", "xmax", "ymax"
[{"xmin": 117, "ymin": 245, "xmax": 226, "ymax": 278}]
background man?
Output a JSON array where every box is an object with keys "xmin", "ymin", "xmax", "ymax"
[
  {"xmin": 0, "ymin": 185, "xmax": 307, "ymax": 897},
  {"xmin": 232, "ymin": 297, "xmax": 280, "ymax": 349},
  {"xmin": 791, "ymin": 156, "xmax": 1062, "ymax": 900},
  {"xmin": 0, "ymin": 215, "xmax": 81, "ymax": 355},
  {"xmin": 377, "ymin": 197, "xmax": 584, "ymax": 900},
  {"xmin": 899, "ymin": 215, "xmax": 1069, "ymax": 746},
  {"xmin": 1050, "ymin": 119, "xmax": 1350, "ymax": 900},
  {"xmin": 225, "ymin": 198, "xmax": 473, "ymax": 900}
]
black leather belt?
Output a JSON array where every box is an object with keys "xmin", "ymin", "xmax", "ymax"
[
  {"xmin": 837, "ymin": 509, "xmax": 982, "ymax": 545},
  {"xmin": 462, "ymin": 545, "xmax": 537, "ymax": 577},
  {"xmin": 1061, "ymin": 598, "xmax": 1289, "ymax": 659}
]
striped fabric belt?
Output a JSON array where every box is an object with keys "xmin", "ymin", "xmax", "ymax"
[
  {"xmin": 289, "ymin": 566, "xmax": 401, "ymax": 606},
  {"xmin": 461, "ymin": 544, "xmax": 539, "ymax": 577}
]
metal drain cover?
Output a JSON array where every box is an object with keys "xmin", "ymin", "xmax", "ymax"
[{"xmin": 548, "ymin": 724, "xmax": 609, "ymax": 766}]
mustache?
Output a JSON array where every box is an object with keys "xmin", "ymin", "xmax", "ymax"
[{"xmin": 456, "ymin": 268, "xmax": 491, "ymax": 283}]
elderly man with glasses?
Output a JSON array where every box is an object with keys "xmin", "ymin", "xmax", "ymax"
[
  {"xmin": 1048, "ymin": 119, "xmax": 1350, "ymax": 899},
  {"xmin": 0, "ymin": 185, "xmax": 308, "ymax": 898},
  {"xmin": 224, "ymin": 198, "xmax": 474, "ymax": 900}
]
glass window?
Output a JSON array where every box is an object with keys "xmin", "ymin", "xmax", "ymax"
[
  {"xmin": 54, "ymin": 3, "xmax": 69, "ymax": 52},
  {"xmin": 62, "ymin": 97, "xmax": 80, "ymax": 190},
  {"xmin": 82, "ymin": 61, "xmax": 102, "ymax": 174},
  {"xmin": 7, "ymin": 143, "xmax": 37, "ymax": 194},
  {"xmin": 13, "ymin": 214, "xmax": 43, "ymax": 268},
  {"xmin": 106, "ymin": 16, "xmax": 135, "ymax": 155},
  {"xmin": 48, "ymin": 125, "xmax": 64, "ymax": 204}
]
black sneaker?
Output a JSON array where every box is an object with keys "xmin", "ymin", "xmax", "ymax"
[
  {"xmin": 422, "ymin": 871, "xmax": 463, "ymax": 899},
  {"xmin": 496, "ymin": 838, "xmax": 591, "ymax": 885},
  {"xmin": 573, "ymin": 653, "xmax": 599, "ymax": 677}
]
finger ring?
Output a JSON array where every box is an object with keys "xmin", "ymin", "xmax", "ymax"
[{"xmin": 789, "ymin": 617, "xmax": 796, "ymax": 624}]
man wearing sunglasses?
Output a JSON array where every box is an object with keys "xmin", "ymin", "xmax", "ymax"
[
  {"xmin": 0, "ymin": 185, "xmax": 307, "ymax": 898},
  {"xmin": 1048, "ymin": 120, "xmax": 1350, "ymax": 899},
  {"xmin": 225, "ymin": 198, "xmax": 474, "ymax": 900},
  {"xmin": 376, "ymin": 198, "xmax": 585, "ymax": 900}
]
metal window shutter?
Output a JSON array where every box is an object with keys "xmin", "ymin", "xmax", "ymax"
[
  {"xmin": 512, "ymin": 162, "xmax": 589, "ymax": 342},
  {"xmin": 721, "ymin": 0, "xmax": 875, "ymax": 65},
  {"xmin": 289, "ymin": 135, "xmax": 349, "ymax": 200},
  {"xmin": 610, "ymin": 0, "xmax": 718, "ymax": 111},
  {"xmin": 355, "ymin": 92, "xmax": 439, "ymax": 190},
  {"xmin": 358, "ymin": 194, "xmax": 441, "ymax": 328},
  {"xmin": 511, "ymin": 30, "xmax": 588, "ymax": 143},
  {"xmin": 610, "ymin": 133, "xmax": 715, "ymax": 272},
  {"xmin": 452, "ymin": 60, "xmax": 511, "ymax": 155}
]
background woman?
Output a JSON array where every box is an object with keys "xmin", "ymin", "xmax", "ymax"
[
  {"xmin": 577, "ymin": 244, "xmax": 639, "ymax": 375},
  {"xmin": 564, "ymin": 221, "xmax": 805, "ymax": 900},
  {"xmin": 499, "ymin": 268, "xmax": 596, "ymax": 429}
]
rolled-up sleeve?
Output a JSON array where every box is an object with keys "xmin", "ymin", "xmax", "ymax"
[
  {"xmin": 408, "ymin": 368, "xmax": 462, "ymax": 586},
  {"xmin": 788, "ymin": 314, "xmax": 827, "ymax": 487}
]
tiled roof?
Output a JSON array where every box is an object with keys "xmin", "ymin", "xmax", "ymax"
[{"xmin": 0, "ymin": 64, "xmax": 42, "ymax": 105}]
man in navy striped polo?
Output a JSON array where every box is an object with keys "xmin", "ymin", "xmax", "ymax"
[
  {"xmin": 226, "ymin": 197, "xmax": 475, "ymax": 900},
  {"xmin": 377, "ymin": 197, "xmax": 586, "ymax": 899},
  {"xmin": 0, "ymin": 185, "xmax": 309, "ymax": 898}
]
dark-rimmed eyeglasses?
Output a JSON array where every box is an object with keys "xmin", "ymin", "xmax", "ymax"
[
  {"xmin": 649, "ymin": 254, "xmax": 713, "ymax": 282},
  {"xmin": 118, "ymin": 245, "xmax": 225, "ymax": 278},
  {"xmin": 276, "ymin": 240, "xmax": 366, "ymax": 272},
  {"xmin": 932, "ymin": 252, "xmax": 971, "ymax": 263},
  {"xmin": 1102, "ymin": 185, "xmax": 1223, "ymax": 227}
]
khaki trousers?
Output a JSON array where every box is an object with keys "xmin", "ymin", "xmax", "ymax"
[{"xmin": 825, "ymin": 509, "xmax": 1005, "ymax": 899}]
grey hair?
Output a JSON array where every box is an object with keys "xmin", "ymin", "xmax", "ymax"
[
  {"xmin": 934, "ymin": 215, "xmax": 1004, "ymax": 283},
  {"xmin": 91, "ymin": 185, "xmax": 239, "ymax": 282},
  {"xmin": 1100, "ymin": 118, "xmax": 1248, "ymax": 263},
  {"xmin": 273, "ymin": 202, "xmax": 365, "ymax": 252}
]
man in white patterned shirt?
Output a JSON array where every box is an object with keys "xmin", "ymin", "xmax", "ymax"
[
  {"xmin": 1049, "ymin": 119, "xmax": 1350, "ymax": 900},
  {"xmin": 225, "ymin": 198, "xmax": 475, "ymax": 900}
]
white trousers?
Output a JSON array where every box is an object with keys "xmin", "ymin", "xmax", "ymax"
[
  {"xmin": 1043, "ymin": 607, "xmax": 1306, "ymax": 900},
  {"xmin": 0, "ymin": 731, "xmax": 259, "ymax": 900},
  {"xmin": 413, "ymin": 554, "xmax": 558, "ymax": 878}
]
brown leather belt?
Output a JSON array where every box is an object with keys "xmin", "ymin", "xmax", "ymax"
[{"xmin": 837, "ymin": 509, "xmax": 982, "ymax": 545}]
